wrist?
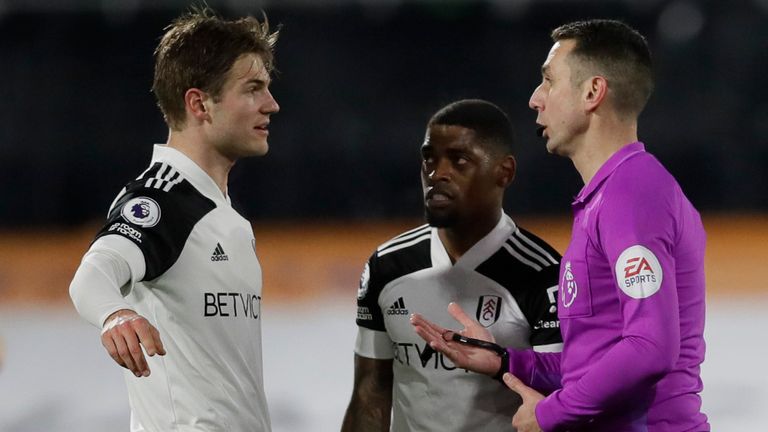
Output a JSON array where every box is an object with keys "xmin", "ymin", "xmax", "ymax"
[
  {"xmin": 102, "ymin": 309, "xmax": 139, "ymax": 333},
  {"xmin": 493, "ymin": 349, "xmax": 510, "ymax": 381}
]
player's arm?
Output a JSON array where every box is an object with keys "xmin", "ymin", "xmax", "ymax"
[
  {"xmin": 69, "ymin": 235, "xmax": 165, "ymax": 377},
  {"xmin": 344, "ymin": 254, "xmax": 398, "ymax": 431},
  {"xmin": 341, "ymin": 354, "xmax": 393, "ymax": 432}
]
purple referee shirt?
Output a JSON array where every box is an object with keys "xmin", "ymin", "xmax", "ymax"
[{"xmin": 507, "ymin": 142, "xmax": 709, "ymax": 431}]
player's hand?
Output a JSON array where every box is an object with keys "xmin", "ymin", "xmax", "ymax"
[
  {"xmin": 410, "ymin": 302, "xmax": 501, "ymax": 376},
  {"xmin": 503, "ymin": 373, "xmax": 544, "ymax": 432},
  {"xmin": 101, "ymin": 309, "xmax": 166, "ymax": 377}
]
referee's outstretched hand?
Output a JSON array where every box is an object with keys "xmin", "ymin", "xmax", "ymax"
[
  {"xmin": 101, "ymin": 309, "xmax": 166, "ymax": 378},
  {"xmin": 410, "ymin": 302, "xmax": 501, "ymax": 376}
]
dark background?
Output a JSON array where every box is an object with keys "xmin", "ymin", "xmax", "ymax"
[{"xmin": 1, "ymin": 0, "xmax": 766, "ymax": 227}]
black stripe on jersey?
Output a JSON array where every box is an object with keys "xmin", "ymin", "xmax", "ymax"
[
  {"xmin": 503, "ymin": 232, "xmax": 559, "ymax": 271},
  {"xmin": 377, "ymin": 224, "xmax": 430, "ymax": 254},
  {"xmin": 512, "ymin": 229, "xmax": 559, "ymax": 265},
  {"xmin": 357, "ymin": 230, "xmax": 432, "ymax": 331},
  {"xmin": 136, "ymin": 162, "xmax": 165, "ymax": 181},
  {"xmin": 95, "ymin": 163, "xmax": 216, "ymax": 281},
  {"xmin": 139, "ymin": 162, "xmax": 184, "ymax": 192},
  {"xmin": 475, "ymin": 227, "xmax": 563, "ymax": 347}
]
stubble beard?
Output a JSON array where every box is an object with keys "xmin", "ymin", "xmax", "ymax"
[{"xmin": 424, "ymin": 207, "xmax": 458, "ymax": 228}]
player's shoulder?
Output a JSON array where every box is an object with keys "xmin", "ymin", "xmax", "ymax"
[
  {"xmin": 113, "ymin": 162, "xmax": 214, "ymax": 214},
  {"xmin": 98, "ymin": 162, "xmax": 218, "ymax": 280},
  {"xmin": 104, "ymin": 161, "xmax": 217, "ymax": 236},
  {"xmin": 475, "ymin": 225, "xmax": 561, "ymax": 293},
  {"xmin": 123, "ymin": 161, "xmax": 203, "ymax": 200},
  {"xmin": 367, "ymin": 224, "xmax": 432, "ymax": 283},
  {"xmin": 373, "ymin": 224, "xmax": 432, "ymax": 260}
]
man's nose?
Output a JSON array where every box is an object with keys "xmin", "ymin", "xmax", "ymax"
[
  {"xmin": 428, "ymin": 158, "xmax": 452, "ymax": 182},
  {"xmin": 529, "ymin": 85, "xmax": 543, "ymax": 111},
  {"xmin": 263, "ymin": 89, "xmax": 280, "ymax": 114}
]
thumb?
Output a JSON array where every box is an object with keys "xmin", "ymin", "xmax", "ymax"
[
  {"xmin": 503, "ymin": 373, "xmax": 535, "ymax": 399},
  {"xmin": 447, "ymin": 302, "xmax": 477, "ymax": 329}
]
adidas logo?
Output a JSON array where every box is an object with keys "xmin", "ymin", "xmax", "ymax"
[
  {"xmin": 211, "ymin": 243, "xmax": 229, "ymax": 262},
  {"xmin": 386, "ymin": 297, "xmax": 409, "ymax": 316}
]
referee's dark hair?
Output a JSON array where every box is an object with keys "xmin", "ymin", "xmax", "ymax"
[
  {"xmin": 428, "ymin": 99, "xmax": 514, "ymax": 156},
  {"xmin": 552, "ymin": 19, "xmax": 653, "ymax": 118}
]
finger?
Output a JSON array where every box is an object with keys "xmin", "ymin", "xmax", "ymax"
[
  {"xmin": 410, "ymin": 314, "xmax": 449, "ymax": 342},
  {"xmin": 101, "ymin": 334, "xmax": 127, "ymax": 368},
  {"xmin": 133, "ymin": 320, "xmax": 159, "ymax": 356},
  {"xmin": 410, "ymin": 313, "xmax": 447, "ymax": 336},
  {"xmin": 118, "ymin": 325, "xmax": 149, "ymax": 376},
  {"xmin": 413, "ymin": 324, "xmax": 449, "ymax": 352},
  {"xmin": 503, "ymin": 373, "xmax": 524, "ymax": 393},
  {"xmin": 447, "ymin": 302, "xmax": 478, "ymax": 329},
  {"xmin": 150, "ymin": 325, "xmax": 166, "ymax": 356},
  {"xmin": 111, "ymin": 331, "xmax": 138, "ymax": 374},
  {"xmin": 503, "ymin": 373, "xmax": 537, "ymax": 400}
]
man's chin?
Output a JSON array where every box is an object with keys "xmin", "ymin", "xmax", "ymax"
[
  {"xmin": 425, "ymin": 209, "xmax": 457, "ymax": 228},
  {"xmin": 251, "ymin": 141, "xmax": 269, "ymax": 157}
]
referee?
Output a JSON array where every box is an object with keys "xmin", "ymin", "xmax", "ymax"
[
  {"xmin": 413, "ymin": 20, "xmax": 709, "ymax": 432},
  {"xmin": 69, "ymin": 8, "xmax": 279, "ymax": 431}
]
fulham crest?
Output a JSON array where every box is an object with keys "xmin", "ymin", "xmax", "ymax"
[
  {"xmin": 476, "ymin": 295, "xmax": 502, "ymax": 327},
  {"xmin": 615, "ymin": 245, "xmax": 663, "ymax": 299}
]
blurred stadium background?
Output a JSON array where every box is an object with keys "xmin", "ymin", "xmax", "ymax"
[{"xmin": 0, "ymin": 0, "xmax": 766, "ymax": 430}]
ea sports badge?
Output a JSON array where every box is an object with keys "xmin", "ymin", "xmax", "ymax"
[
  {"xmin": 121, "ymin": 197, "xmax": 161, "ymax": 228},
  {"xmin": 615, "ymin": 245, "xmax": 663, "ymax": 299}
]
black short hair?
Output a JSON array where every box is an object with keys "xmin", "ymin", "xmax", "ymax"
[
  {"xmin": 552, "ymin": 19, "xmax": 653, "ymax": 118},
  {"xmin": 428, "ymin": 99, "xmax": 514, "ymax": 155}
]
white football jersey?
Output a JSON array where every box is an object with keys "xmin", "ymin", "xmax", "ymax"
[
  {"xmin": 355, "ymin": 214, "xmax": 562, "ymax": 431},
  {"xmin": 95, "ymin": 145, "xmax": 270, "ymax": 432}
]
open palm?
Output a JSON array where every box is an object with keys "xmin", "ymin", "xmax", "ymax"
[{"xmin": 410, "ymin": 302, "xmax": 502, "ymax": 376}]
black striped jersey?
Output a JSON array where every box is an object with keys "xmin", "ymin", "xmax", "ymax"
[
  {"xmin": 94, "ymin": 145, "xmax": 271, "ymax": 432},
  {"xmin": 355, "ymin": 213, "xmax": 562, "ymax": 431}
]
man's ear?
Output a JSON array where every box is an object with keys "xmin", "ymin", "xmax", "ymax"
[
  {"xmin": 184, "ymin": 88, "xmax": 210, "ymax": 124},
  {"xmin": 583, "ymin": 75, "xmax": 608, "ymax": 113},
  {"xmin": 497, "ymin": 155, "xmax": 517, "ymax": 188}
]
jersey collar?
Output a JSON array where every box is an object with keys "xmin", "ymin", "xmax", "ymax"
[
  {"xmin": 430, "ymin": 211, "xmax": 517, "ymax": 270},
  {"xmin": 574, "ymin": 141, "xmax": 646, "ymax": 205},
  {"xmin": 150, "ymin": 144, "xmax": 231, "ymax": 204}
]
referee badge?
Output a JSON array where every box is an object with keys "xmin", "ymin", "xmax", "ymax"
[
  {"xmin": 476, "ymin": 295, "xmax": 502, "ymax": 327},
  {"xmin": 121, "ymin": 197, "xmax": 161, "ymax": 228},
  {"xmin": 615, "ymin": 245, "xmax": 663, "ymax": 299},
  {"xmin": 561, "ymin": 261, "xmax": 578, "ymax": 308}
]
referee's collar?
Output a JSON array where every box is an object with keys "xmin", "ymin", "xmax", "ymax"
[
  {"xmin": 150, "ymin": 144, "xmax": 230, "ymax": 204},
  {"xmin": 573, "ymin": 141, "xmax": 645, "ymax": 205}
]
